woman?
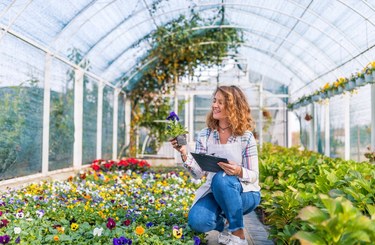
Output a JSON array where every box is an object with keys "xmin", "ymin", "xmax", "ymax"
[{"xmin": 169, "ymin": 85, "xmax": 260, "ymax": 245}]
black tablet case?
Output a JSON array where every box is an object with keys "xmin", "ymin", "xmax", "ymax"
[{"xmin": 190, "ymin": 153, "xmax": 229, "ymax": 172}]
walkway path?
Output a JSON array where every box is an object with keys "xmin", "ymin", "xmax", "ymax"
[{"xmin": 205, "ymin": 211, "xmax": 274, "ymax": 245}]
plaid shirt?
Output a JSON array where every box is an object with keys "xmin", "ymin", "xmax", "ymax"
[{"xmin": 183, "ymin": 127, "xmax": 259, "ymax": 187}]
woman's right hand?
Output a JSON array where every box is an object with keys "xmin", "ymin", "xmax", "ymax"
[{"xmin": 169, "ymin": 137, "xmax": 187, "ymax": 154}]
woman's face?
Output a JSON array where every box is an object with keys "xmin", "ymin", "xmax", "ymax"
[{"xmin": 212, "ymin": 91, "xmax": 228, "ymax": 121}]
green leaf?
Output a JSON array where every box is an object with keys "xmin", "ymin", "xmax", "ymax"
[
  {"xmin": 366, "ymin": 204, "xmax": 375, "ymax": 220},
  {"xmin": 297, "ymin": 206, "xmax": 328, "ymax": 223},
  {"xmin": 348, "ymin": 170, "xmax": 362, "ymax": 179},
  {"xmin": 319, "ymin": 194, "xmax": 342, "ymax": 216},
  {"xmin": 328, "ymin": 189, "xmax": 346, "ymax": 198},
  {"xmin": 291, "ymin": 231, "xmax": 327, "ymax": 245}
]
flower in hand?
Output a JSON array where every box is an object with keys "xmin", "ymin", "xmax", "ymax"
[{"xmin": 166, "ymin": 111, "xmax": 188, "ymax": 138}]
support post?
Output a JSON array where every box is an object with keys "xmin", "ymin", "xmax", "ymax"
[
  {"xmin": 189, "ymin": 95, "xmax": 195, "ymax": 143},
  {"xmin": 371, "ymin": 84, "xmax": 375, "ymax": 163},
  {"xmin": 344, "ymin": 93, "xmax": 350, "ymax": 160},
  {"xmin": 325, "ymin": 102, "xmax": 330, "ymax": 157},
  {"xmin": 125, "ymin": 98, "xmax": 131, "ymax": 155},
  {"xmin": 42, "ymin": 53, "xmax": 52, "ymax": 175},
  {"xmin": 287, "ymin": 86, "xmax": 292, "ymax": 148},
  {"xmin": 73, "ymin": 68, "xmax": 84, "ymax": 170},
  {"xmin": 174, "ymin": 76, "xmax": 178, "ymax": 165},
  {"xmin": 310, "ymin": 103, "xmax": 315, "ymax": 151},
  {"xmin": 184, "ymin": 94, "xmax": 189, "ymax": 141},
  {"xmin": 259, "ymin": 77, "xmax": 263, "ymax": 148},
  {"xmin": 96, "ymin": 83, "xmax": 104, "ymax": 159},
  {"xmin": 113, "ymin": 89, "xmax": 119, "ymax": 160}
]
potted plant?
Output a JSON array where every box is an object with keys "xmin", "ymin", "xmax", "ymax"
[
  {"xmin": 166, "ymin": 111, "xmax": 188, "ymax": 146},
  {"xmin": 263, "ymin": 109, "xmax": 271, "ymax": 118},
  {"xmin": 346, "ymin": 75, "xmax": 356, "ymax": 91},
  {"xmin": 364, "ymin": 147, "xmax": 375, "ymax": 163},
  {"xmin": 337, "ymin": 78, "xmax": 346, "ymax": 93},
  {"xmin": 355, "ymin": 71, "xmax": 365, "ymax": 86},
  {"xmin": 311, "ymin": 92, "xmax": 320, "ymax": 102},
  {"xmin": 364, "ymin": 67, "xmax": 373, "ymax": 84},
  {"xmin": 304, "ymin": 113, "xmax": 312, "ymax": 121}
]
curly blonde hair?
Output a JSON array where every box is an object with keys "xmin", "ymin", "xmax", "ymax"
[{"xmin": 206, "ymin": 85, "xmax": 255, "ymax": 136}]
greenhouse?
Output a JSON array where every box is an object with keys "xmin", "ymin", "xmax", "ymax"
[{"xmin": 0, "ymin": 0, "xmax": 375, "ymax": 244}]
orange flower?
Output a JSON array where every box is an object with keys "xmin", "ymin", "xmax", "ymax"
[
  {"xmin": 135, "ymin": 226, "xmax": 145, "ymax": 235},
  {"xmin": 54, "ymin": 235, "xmax": 59, "ymax": 241}
]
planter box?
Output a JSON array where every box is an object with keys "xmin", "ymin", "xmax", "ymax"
[
  {"xmin": 365, "ymin": 73, "xmax": 373, "ymax": 83},
  {"xmin": 327, "ymin": 90, "xmax": 333, "ymax": 97},
  {"xmin": 356, "ymin": 77, "xmax": 365, "ymax": 86},
  {"xmin": 337, "ymin": 86, "xmax": 344, "ymax": 93},
  {"xmin": 175, "ymin": 134, "xmax": 187, "ymax": 146},
  {"xmin": 312, "ymin": 94, "xmax": 320, "ymax": 102}
]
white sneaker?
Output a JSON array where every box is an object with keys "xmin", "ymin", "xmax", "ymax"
[
  {"xmin": 218, "ymin": 232, "xmax": 231, "ymax": 244},
  {"xmin": 227, "ymin": 234, "xmax": 248, "ymax": 245}
]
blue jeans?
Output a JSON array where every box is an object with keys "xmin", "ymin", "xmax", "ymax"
[{"xmin": 188, "ymin": 171, "xmax": 261, "ymax": 233}]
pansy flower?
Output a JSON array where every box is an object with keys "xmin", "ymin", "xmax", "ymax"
[
  {"xmin": 0, "ymin": 235, "xmax": 9, "ymax": 244},
  {"xmin": 71, "ymin": 223, "xmax": 79, "ymax": 231},
  {"xmin": 0, "ymin": 219, "xmax": 9, "ymax": 229},
  {"xmin": 93, "ymin": 227, "xmax": 103, "ymax": 236},
  {"xmin": 135, "ymin": 226, "xmax": 145, "ymax": 235},
  {"xmin": 15, "ymin": 236, "xmax": 20, "ymax": 244},
  {"xmin": 193, "ymin": 236, "xmax": 201, "ymax": 245},
  {"xmin": 113, "ymin": 237, "xmax": 132, "ymax": 245},
  {"xmin": 123, "ymin": 220, "xmax": 131, "ymax": 226},
  {"xmin": 14, "ymin": 227, "xmax": 21, "ymax": 234},
  {"xmin": 173, "ymin": 226, "xmax": 183, "ymax": 239},
  {"xmin": 107, "ymin": 218, "xmax": 116, "ymax": 230},
  {"xmin": 166, "ymin": 111, "xmax": 180, "ymax": 121},
  {"xmin": 15, "ymin": 212, "xmax": 24, "ymax": 219},
  {"xmin": 36, "ymin": 210, "xmax": 44, "ymax": 218}
]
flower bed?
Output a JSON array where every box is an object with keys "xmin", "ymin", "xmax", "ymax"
[
  {"xmin": 259, "ymin": 143, "xmax": 375, "ymax": 244},
  {"xmin": 0, "ymin": 159, "xmax": 205, "ymax": 244}
]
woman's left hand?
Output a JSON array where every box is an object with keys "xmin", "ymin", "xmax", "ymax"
[{"xmin": 217, "ymin": 161, "xmax": 240, "ymax": 176}]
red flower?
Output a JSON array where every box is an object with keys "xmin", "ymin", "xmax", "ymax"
[
  {"xmin": 0, "ymin": 219, "xmax": 9, "ymax": 228},
  {"xmin": 123, "ymin": 220, "xmax": 131, "ymax": 226},
  {"xmin": 107, "ymin": 218, "xmax": 116, "ymax": 230},
  {"xmin": 91, "ymin": 164, "xmax": 100, "ymax": 171},
  {"xmin": 104, "ymin": 163, "xmax": 112, "ymax": 169}
]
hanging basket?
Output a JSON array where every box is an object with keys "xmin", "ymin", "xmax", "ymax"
[
  {"xmin": 337, "ymin": 86, "xmax": 344, "ymax": 93},
  {"xmin": 320, "ymin": 91, "xmax": 327, "ymax": 99},
  {"xmin": 262, "ymin": 110, "xmax": 271, "ymax": 118},
  {"xmin": 312, "ymin": 94, "xmax": 320, "ymax": 102},
  {"xmin": 327, "ymin": 90, "xmax": 333, "ymax": 97},
  {"xmin": 356, "ymin": 77, "xmax": 365, "ymax": 86},
  {"xmin": 365, "ymin": 73, "xmax": 373, "ymax": 84}
]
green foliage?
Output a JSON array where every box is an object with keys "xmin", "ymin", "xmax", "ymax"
[
  {"xmin": 124, "ymin": 9, "xmax": 243, "ymax": 156},
  {"xmin": 165, "ymin": 112, "xmax": 188, "ymax": 138},
  {"xmin": 0, "ymin": 77, "xmax": 41, "ymax": 178},
  {"xmin": 259, "ymin": 143, "xmax": 375, "ymax": 244}
]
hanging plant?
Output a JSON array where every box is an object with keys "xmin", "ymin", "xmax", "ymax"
[
  {"xmin": 122, "ymin": 9, "xmax": 244, "ymax": 157},
  {"xmin": 304, "ymin": 113, "xmax": 312, "ymax": 121}
]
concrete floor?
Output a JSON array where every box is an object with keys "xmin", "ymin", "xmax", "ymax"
[{"xmin": 206, "ymin": 229, "xmax": 253, "ymax": 245}]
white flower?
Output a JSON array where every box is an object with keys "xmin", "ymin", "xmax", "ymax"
[
  {"xmin": 93, "ymin": 227, "xmax": 103, "ymax": 236},
  {"xmin": 14, "ymin": 227, "xmax": 21, "ymax": 234},
  {"xmin": 126, "ymin": 170, "xmax": 132, "ymax": 176},
  {"xmin": 36, "ymin": 210, "xmax": 44, "ymax": 218},
  {"xmin": 16, "ymin": 212, "xmax": 24, "ymax": 219}
]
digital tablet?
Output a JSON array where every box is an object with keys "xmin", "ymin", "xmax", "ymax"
[{"xmin": 190, "ymin": 153, "xmax": 229, "ymax": 172}]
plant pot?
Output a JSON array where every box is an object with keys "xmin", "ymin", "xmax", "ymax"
[
  {"xmin": 301, "ymin": 99, "xmax": 309, "ymax": 107},
  {"xmin": 175, "ymin": 134, "xmax": 187, "ymax": 146},
  {"xmin": 320, "ymin": 91, "xmax": 327, "ymax": 99},
  {"xmin": 327, "ymin": 90, "xmax": 333, "ymax": 97},
  {"xmin": 312, "ymin": 94, "xmax": 320, "ymax": 102},
  {"xmin": 356, "ymin": 77, "xmax": 365, "ymax": 86},
  {"xmin": 365, "ymin": 73, "xmax": 373, "ymax": 83},
  {"xmin": 337, "ymin": 86, "xmax": 344, "ymax": 93},
  {"xmin": 349, "ymin": 80, "xmax": 355, "ymax": 90},
  {"xmin": 294, "ymin": 103, "xmax": 300, "ymax": 109},
  {"xmin": 262, "ymin": 110, "xmax": 271, "ymax": 118}
]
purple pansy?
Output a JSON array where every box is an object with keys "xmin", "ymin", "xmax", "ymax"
[
  {"xmin": 0, "ymin": 235, "xmax": 10, "ymax": 244},
  {"xmin": 193, "ymin": 236, "xmax": 201, "ymax": 245},
  {"xmin": 166, "ymin": 111, "xmax": 179, "ymax": 121}
]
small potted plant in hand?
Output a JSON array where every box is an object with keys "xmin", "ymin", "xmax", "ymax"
[{"xmin": 166, "ymin": 111, "xmax": 188, "ymax": 146}]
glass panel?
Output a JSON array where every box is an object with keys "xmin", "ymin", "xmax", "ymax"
[
  {"xmin": 118, "ymin": 93, "xmax": 126, "ymax": 159},
  {"xmin": 350, "ymin": 85, "xmax": 371, "ymax": 162},
  {"xmin": 329, "ymin": 96, "xmax": 345, "ymax": 159},
  {"xmin": 194, "ymin": 95, "xmax": 211, "ymax": 141},
  {"xmin": 82, "ymin": 75, "xmax": 98, "ymax": 165},
  {"xmin": 49, "ymin": 59, "xmax": 74, "ymax": 171},
  {"xmin": 0, "ymin": 34, "xmax": 44, "ymax": 180},
  {"xmin": 102, "ymin": 86, "xmax": 114, "ymax": 160}
]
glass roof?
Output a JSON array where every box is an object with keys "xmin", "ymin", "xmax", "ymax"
[{"xmin": 1, "ymin": 0, "xmax": 375, "ymax": 98}]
